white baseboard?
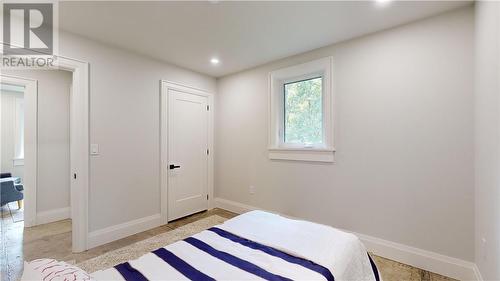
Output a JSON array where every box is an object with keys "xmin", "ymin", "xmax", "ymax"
[
  {"xmin": 215, "ymin": 197, "xmax": 481, "ymax": 281},
  {"xmin": 216, "ymin": 198, "xmax": 259, "ymax": 214},
  {"xmin": 356, "ymin": 231, "xmax": 477, "ymax": 281},
  {"xmin": 88, "ymin": 213, "xmax": 163, "ymax": 249},
  {"xmin": 36, "ymin": 207, "xmax": 71, "ymax": 225},
  {"xmin": 472, "ymin": 264, "xmax": 484, "ymax": 281}
]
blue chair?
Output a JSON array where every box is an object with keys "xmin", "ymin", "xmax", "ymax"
[
  {"xmin": 1, "ymin": 173, "xmax": 20, "ymax": 184},
  {"xmin": 1, "ymin": 179, "xmax": 24, "ymax": 208}
]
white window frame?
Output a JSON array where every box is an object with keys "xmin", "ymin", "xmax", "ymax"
[{"xmin": 268, "ymin": 57, "xmax": 335, "ymax": 162}]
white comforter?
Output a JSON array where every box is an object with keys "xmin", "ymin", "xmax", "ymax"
[{"xmin": 92, "ymin": 211, "xmax": 379, "ymax": 281}]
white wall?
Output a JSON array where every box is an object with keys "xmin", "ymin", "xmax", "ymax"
[
  {"xmin": 1, "ymin": 91, "xmax": 24, "ymax": 180},
  {"xmin": 58, "ymin": 32, "xmax": 216, "ymax": 232},
  {"xmin": 1, "ymin": 70, "xmax": 72, "ymax": 214},
  {"xmin": 36, "ymin": 71, "xmax": 72, "ymax": 213},
  {"xmin": 3, "ymin": 27, "xmax": 215, "ymax": 240},
  {"xmin": 215, "ymin": 7, "xmax": 474, "ymax": 261},
  {"xmin": 474, "ymin": 1, "xmax": 500, "ymax": 280}
]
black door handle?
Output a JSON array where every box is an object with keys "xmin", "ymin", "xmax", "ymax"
[{"xmin": 169, "ymin": 164, "xmax": 181, "ymax": 170}]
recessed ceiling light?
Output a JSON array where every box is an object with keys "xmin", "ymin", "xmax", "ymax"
[
  {"xmin": 210, "ymin": 58, "xmax": 220, "ymax": 65},
  {"xmin": 375, "ymin": 0, "xmax": 392, "ymax": 6}
]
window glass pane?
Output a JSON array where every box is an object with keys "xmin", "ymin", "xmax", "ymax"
[{"xmin": 284, "ymin": 77, "xmax": 322, "ymax": 144}]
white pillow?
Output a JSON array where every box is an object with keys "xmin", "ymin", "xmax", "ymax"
[{"xmin": 21, "ymin": 259, "xmax": 93, "ymax": 281}]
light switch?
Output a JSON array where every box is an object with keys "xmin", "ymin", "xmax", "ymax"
[{"xmin": 90, "ymin": 144, "xmax": 99, "ymax": 155}]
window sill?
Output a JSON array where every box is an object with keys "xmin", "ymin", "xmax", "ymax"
[
  {"xmin": 13, "ymin": 158, "xmax": 24, "ymax": 166},
  {"xmin": 268, "ymin": 147, "xmax": 335, "ymax": 163}
]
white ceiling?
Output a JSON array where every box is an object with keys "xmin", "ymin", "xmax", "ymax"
[{"xmin": 59, "ymin": 1, "xmax": 471, "ymax": 77}]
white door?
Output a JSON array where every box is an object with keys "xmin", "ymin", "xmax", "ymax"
[{"xmin": 168, "ymin": 89, "xmax": 209, "ymax": 221}]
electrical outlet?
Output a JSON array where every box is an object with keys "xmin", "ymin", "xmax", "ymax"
[{"xmin": 249, "ymin": 185, "xmax": 255, "ymax": 195}]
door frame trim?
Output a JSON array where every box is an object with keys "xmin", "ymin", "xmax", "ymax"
[
  {"xmin": 160, "ymin": 80, "xmax": 214, "ymax": 224},
  {"xmin": 59, "ymin": 56, "xmax": 90, "ymax": 253}
]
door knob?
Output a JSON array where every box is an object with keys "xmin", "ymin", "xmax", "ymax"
[{"xmin": 169, "ymin": 164, "xmax": 181, "ymax": 170}]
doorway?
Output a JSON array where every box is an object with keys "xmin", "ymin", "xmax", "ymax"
[
  {"xmin": 0, "ymin": 57, "xmax": 89, "ymax": 253},
  {"xmin": 160, "ymin": 81, "xmax": 214, "ymax": 222},
  {"xmin": 0, "ymin": 76, "xmax": 37, "ymax": 228},
  {"xmin": 0, "ymin": 82, "xmax": 27, "ymax": 226},
  {"xmin": 1, "ymin": 70, "xmax": 73, "ymax": 257}
]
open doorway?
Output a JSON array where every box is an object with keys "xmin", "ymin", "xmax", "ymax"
[
  {"xmin": 1, "ymin": 70, "xmax": 73, "ymax": 266},
  {"xmin": 1, "ymin": 58, "xmax": 89, "ymax": 268},
  {"xmin": 0, "ymin": 60, "xmax": 88, "ymax": 278},
  {"xmin": 1, "ymin": 82, "xmax": 26, "ymax": 223}
]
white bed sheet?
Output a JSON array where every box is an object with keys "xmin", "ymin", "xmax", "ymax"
[{"xmin": 92, "ymin": 210, "xmax": 379, "ymax": 281}]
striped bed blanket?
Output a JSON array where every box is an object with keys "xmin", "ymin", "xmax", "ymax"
[{"xmin": 92, "ymin": 211, "xmax": 380, "ymax": 281}]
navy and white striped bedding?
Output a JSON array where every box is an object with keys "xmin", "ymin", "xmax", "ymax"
[{"xmin": 92, "ymin": 211, "xmax": 380, "ymax": 281}]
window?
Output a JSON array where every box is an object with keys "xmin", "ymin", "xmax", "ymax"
[
  {"xmin": 269, "ymin": 57, "xmax": 334, "ymax": 162},
  {"xmin": 284, "ymin": 77, "xmax": 323, "ymax": 145}
]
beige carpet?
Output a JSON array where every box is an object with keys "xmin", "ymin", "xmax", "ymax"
[
  {"xmin": 77, "ymin": 215, "xmax": 456, "ymax": 281},
  {"xmin": 77, "ymin": 215, "xmax": 227, "ymax": 273}
]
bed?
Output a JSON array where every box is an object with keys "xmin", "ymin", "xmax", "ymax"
[{"xmin": 23, "ymin": 211, "xmax": 380, "ymax": 281}]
